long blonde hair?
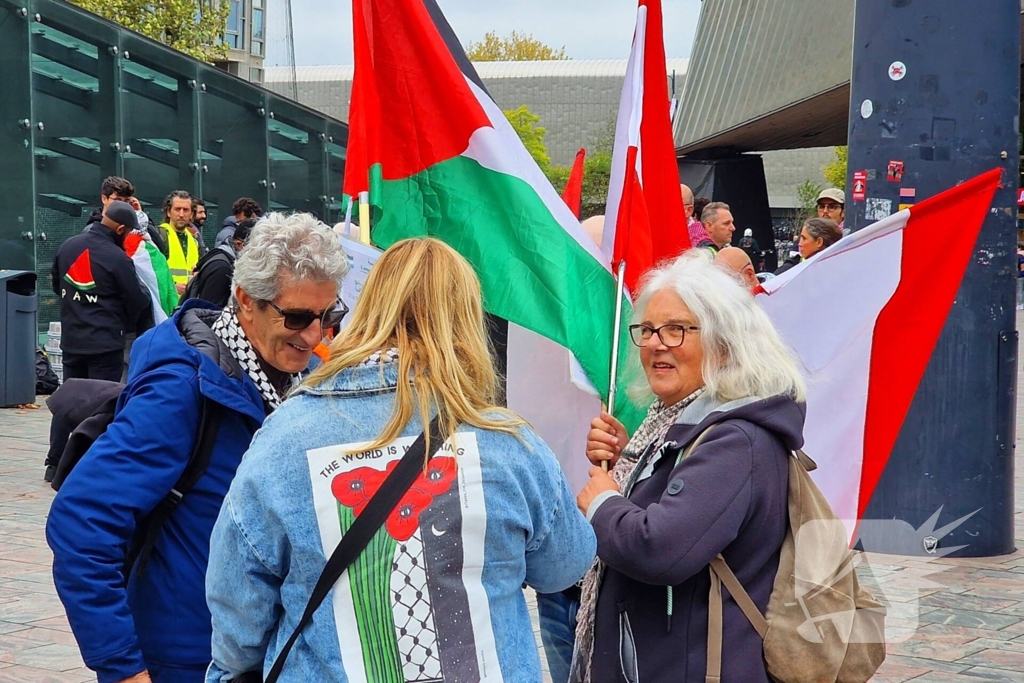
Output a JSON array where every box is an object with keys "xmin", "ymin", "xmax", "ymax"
[{"xmin": 305, "ymin": 238, "xmax": 524, "ymax": 451}]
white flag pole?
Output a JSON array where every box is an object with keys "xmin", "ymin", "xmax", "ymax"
[{"xmin": 604, "ymin": 259, "xmax": 627, "ymax": 472}]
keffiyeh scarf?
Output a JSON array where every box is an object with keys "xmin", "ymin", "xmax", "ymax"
[
  {"xmin": 571, "ymin": 386, "xmax": 706, "ymax": 683},
  {"xmin": 211, "ymin": 308, "xmax": 291, "ymax": 410}
]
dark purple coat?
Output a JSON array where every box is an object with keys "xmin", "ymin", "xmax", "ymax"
[{"xmin": 590, "ymin": 395, "xmax": 805, "ymax": 683}]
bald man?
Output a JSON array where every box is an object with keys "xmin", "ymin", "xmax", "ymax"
[
  {"xmin": 714, "ymin": 246, "xmax": 759, "ymax": 291},
  {"xmin": 681, "ymin": 184, "xmax": 710, "ymax": 246}
]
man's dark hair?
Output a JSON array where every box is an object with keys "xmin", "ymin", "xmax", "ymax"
[
  {"xmin": 233, "ymin": 218, "xmax": 258, "ymax": 244},
  {"xmin": 193, "ymin": 198, "xmax": 207, "ymax": 210},
  {"xmin": 101, "ymin": 176, "xmax": 134, "ymax": 199},
  {"xmin": 231, "ymin": 197, "xmax": 263, "ymax": 219},
  {"xmin": 163, "ymin": 190, "xmax": 193, "ymax": 218}
]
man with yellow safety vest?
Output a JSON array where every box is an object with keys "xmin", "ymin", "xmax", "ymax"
[{"xmin": 161, "ymin": 190, "xmax": 203, "ymax": 295}]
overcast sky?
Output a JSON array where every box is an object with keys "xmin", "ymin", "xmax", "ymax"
[{"xmin": 278, "ymin": 0, "xmax": 702, "ymax": 66}]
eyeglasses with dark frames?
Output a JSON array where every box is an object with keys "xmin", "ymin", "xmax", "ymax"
[
  {"xmin": 628, "ymin": 323, "xmax": 701, "ymax": 348},
  {"xmin": 262, "ymin": 297, "xmax": 349, "ymax": 331}
]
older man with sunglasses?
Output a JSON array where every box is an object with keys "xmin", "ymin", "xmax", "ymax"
[{"xmin": 47, "ymin": 213, "xmax": 349, "ymax": 683}]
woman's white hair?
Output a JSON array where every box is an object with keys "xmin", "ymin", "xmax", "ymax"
[
  {"xmin": 232, "ymin": 212, "xmax": 349, "ymax": 304},
  {"xmin": 627, "ymin": 250, "xmax": 806, "ymax": 404}
]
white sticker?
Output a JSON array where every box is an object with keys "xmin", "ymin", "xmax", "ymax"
[
  {"xmin": 865, "ymin": 197, "xmax": 893, "ymax": 222},
  {"xmin": 860, "ymin": 99, "xmax": 874, "ymax": 119},
  {"xmin": 888, "ymin": 61, "xmax": 907, "ymax": 81}
]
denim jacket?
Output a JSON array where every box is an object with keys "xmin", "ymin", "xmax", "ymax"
[{"xmin": 206, "ymin": 362, "xmax": 597, "ymax": 682}]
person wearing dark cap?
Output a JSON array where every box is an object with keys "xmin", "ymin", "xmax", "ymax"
[
  {"xmin": 51, "ymin": 201, "xmax": 152, "ymax": 383},
  {"xmin": 179, "ymin": 219, "xmax": 256, "ymax": 309}
]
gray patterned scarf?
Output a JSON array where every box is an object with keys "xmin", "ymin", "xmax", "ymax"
[
  {"xmin": 211, "ymin": 308, "xmax": 291, "ymax": 410},
  {"xmin": 570, "ymin": 386, "xmax": 706, "ymax": 683}
]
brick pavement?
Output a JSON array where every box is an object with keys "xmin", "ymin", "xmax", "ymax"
[{"xmin": 1, "ymin": 346, "xmax": 1023, "ymax": 681}]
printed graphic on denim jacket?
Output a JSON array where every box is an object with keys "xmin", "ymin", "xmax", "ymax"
[{"xmin": 307, "ymin": 433, "xmax": 504, "ymax": 682}]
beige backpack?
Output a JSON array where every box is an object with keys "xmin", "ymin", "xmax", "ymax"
[{"xmin": 684, "ymin": 429, "xmax": 887, "ymax": 683}]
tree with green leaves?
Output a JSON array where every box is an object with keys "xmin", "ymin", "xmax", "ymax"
[
  {"xmin": 466, "ymin": 31, "xmax": 569, "ymax": 61},
  {"xmin": 823, "ymin": 146, "xmax": 848, "ymax": 190},
  {"xmin": 797, "ymin": 179, "xmax": 823, "ymax": 222},
  {"xmin": 504, "ymin": 105, "xmax": 551, "ymax": 171},
  {"xmin": 68, "ymin": 0, "xmax": 231, "ymax": 63}
]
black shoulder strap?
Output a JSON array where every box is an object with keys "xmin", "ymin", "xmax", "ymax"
[
  {"xmin": 125, "ymin": 396, "xmax": 224, "ymax": 579},
  {"xmin": 263, "ymin": 417, "xmax": 446, "ymax": 683}
]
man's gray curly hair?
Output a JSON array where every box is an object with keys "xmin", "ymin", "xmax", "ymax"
[{"xmin": 231, "ymin": 212, "xmax": 348, "ymax": 304}]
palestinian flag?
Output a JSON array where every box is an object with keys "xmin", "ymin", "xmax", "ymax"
[
  {"xmin": 124, "ymin": 233, "xmax": 176, "ymax": 323},
  {"xmin": 64, "ymin": 250, "xmax": 96, "ymax": 290},
  {"xmin": 344, "ymin": 0, "xmax": 644, "ymax": 436}
]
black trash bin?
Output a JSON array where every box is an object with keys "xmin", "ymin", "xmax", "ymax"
[{"xmin": 0, "ymin": 270, "xmax": 38, "ymax": 407}]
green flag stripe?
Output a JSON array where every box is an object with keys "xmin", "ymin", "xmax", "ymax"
[{"xmin": 370, "ymin": 156, "xmax": 645, "ymax": 430}]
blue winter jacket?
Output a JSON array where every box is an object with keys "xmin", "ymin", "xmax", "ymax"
[
  {"xmin": 47, "ymin": 301, "xmax": 267, "ymax": 683},
  {"xmin": 205, "ymin": 361, "xmax": 597, "ymax": 682}
]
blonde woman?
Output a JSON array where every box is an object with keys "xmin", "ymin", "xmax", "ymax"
[{"xmin": 205, "ymin": 238, "xmax": 596, "ymax": 682}]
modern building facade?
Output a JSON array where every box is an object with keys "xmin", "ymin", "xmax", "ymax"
[
  {"xmin": 0, "ymin": 0, "xmax": 347, "ymax": 332},
  {"xmin": 215, "ymin": 0, "xmax": 268, "ymax": 84}
]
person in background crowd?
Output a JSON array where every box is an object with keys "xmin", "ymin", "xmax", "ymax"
[
  {"xmin": 205, "ymin": 238, "xmax": 595, "ymax": 683},
  {"xmin": 698, "ymin": 202, "xmax": 735, "ymax": 254},
  {"xmin": 52, "ymin": 201, "xmax": 151, "ymax": 384},
  {"xmin": 573, "ymin": 251, "xmax": 805, "ymax": 683},
  {"xmin": 161, "ymin": 190, "xmax": 201, "ymax": 296},
  {"xmin": 776, "ymin": 217, "xmax": 843, "ymax": 275},
  {"xmin": 47, "ymin": 213, "xmax": 349, "ymax": 683},
  {"xmin": 85, "ymin": 176, "xmax": 168, "ymax": 258},
  {"xmin": 816, "ymin": 188, "xmax": 845, "ymax": 232},
  {"xmin": 215, "ymin": 197, "xmax": 264, "ymax": 248},
  {"xmin": 737, "ymin": 228, "xmax": 762, "ymax": 270},
  {"xmin": 189, "ymin": 199, "xmax": 210, "ymax": 258},
  {"xmin": 180, "ymin": 219, "xmax": 256, "ymax": 309},
  {"xmin": 692, "ymin": 197, "xmax": 711, "ymax": 236},
  {"xmin": 681, "ymin": 184, "xmax": 711, "ymax": 247},
  {"xmin": 714, "ymin": 246, "xmax": 759, "ymax": 290}
]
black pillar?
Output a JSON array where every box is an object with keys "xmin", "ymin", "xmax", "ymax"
[{"xmin": 846, "ymin": 1, "xmax": 1019, "ymax": 556}]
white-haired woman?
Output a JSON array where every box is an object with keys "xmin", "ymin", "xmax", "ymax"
[
  {"xmin": 48, "ymin": 213, "xmax": 348, "ymax": 683},
  {"xmin": 572, "ymin": 251, "xmax": 806, "ymax": 683}
]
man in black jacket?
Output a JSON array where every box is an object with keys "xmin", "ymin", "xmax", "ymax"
[
  {"xmin": 180, "ymin": 220, "xmax": 255, "ymax": 309},
  {"xmin": 52, "ymin": 201, "xmax": 152, "ymax": 382},
  {"xmin": 84, "ymin": 176, "xmax": 169, "ymax": 257}
]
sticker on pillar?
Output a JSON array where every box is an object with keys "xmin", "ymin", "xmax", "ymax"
[
  {"xmin": 888, "ymin": 61, "xmax": 907, "ymax": 81},
  {"xmin": 865, "ymin": 198, "xmax": 893, "ymax": 222},
  {"xmin": 1018, "ymin": 188, "xmax": 1024, "ymax": 206},
  {"xmin": 852, "ymin": 171, "xmax": 867, "ymax": 201},
  {"xmin": 899, "ymin": 187, "xmax": 916, "ymax": 212},
  {"xmin": 887, "ymin": 160, "xmax": 904, "ymax": 182},
  {"xmin": 860, "ymin": 99, "xmax": 874, "ymax": 119}
]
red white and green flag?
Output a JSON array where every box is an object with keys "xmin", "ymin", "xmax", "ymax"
[{"xmin": 343, "ymin": 0, "xmax": 645, "ymax": 448}]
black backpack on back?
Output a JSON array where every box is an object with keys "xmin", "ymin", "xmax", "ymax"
[{"xmin": 48, "ymin": 378, "xmax": 223, "ymax": 576}]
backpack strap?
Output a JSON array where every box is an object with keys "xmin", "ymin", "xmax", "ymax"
[
  {"xmin": 709, "ymin": 557, "xmax": 768, "ymax": 637},
  {"xmin": 125, "ymin": 396, "xmax": 224, "ymax": 578}
]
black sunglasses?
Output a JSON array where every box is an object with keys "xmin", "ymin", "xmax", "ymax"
[{"xmin": 263, "ymin": 298, "xmax": 349, "ymax": 331}]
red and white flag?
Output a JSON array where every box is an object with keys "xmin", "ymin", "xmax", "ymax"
[
  {"xmin": 757, "ymin": 169, "xmax": 1001, "ymax": 535},
  {"xmin": 602, "ymin": 0, "xmax": 690, "ymax": 293}
]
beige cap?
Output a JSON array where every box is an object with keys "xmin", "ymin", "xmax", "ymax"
[{"xmin": 817, "ymin": 188, "xmax": 845, "ymax": 204}]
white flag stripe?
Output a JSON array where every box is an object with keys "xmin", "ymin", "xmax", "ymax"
[
  {"xmin": 463, "ymin": 78, "xmax": 609, "ymax": 270},
  {"xmin": 601, "ymin": 4, "xmax": 649, "ymax": 262},
  {"xmin": 759, "ymin": 220, "xmax": 906, "ymax": 535}
]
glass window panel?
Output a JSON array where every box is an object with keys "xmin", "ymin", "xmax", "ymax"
[
  {"xmin": 30, "ymin": 22, "xmax": 108, "ymax": 333},
  {"xmin": 199, "ymin": 81, "xmax": 268, "ymax": 233},
  {"xmin": 268, "ymin": 117, "xmax": 314, "ymax": 214},
  {"xmin": 251, "ymin": 40, "xmax": 263, "ymax": 57},
  {"xmin": 121, "ymin": 59, "xmax": 183, "ymax": 225},
  {"xmin": 252, "ymin": 8, "xmax": 265, "ymax": 41}
]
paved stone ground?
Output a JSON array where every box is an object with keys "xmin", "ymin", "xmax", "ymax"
[{"xmin": 1, "ymin": 345, "xmax": 1023, "ymax": 681}]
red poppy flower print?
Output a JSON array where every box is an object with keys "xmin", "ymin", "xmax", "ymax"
[
  {"xmin": 386, "ymin": 488, "xmax": 434, "ymax": 542},
  {"xmin": 413, "ymin": 456, "xmax": 458, "ymax": 496},
  {"xmin": 331, "ymin": 466, "xmax": 388, "ymax": 516}
]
